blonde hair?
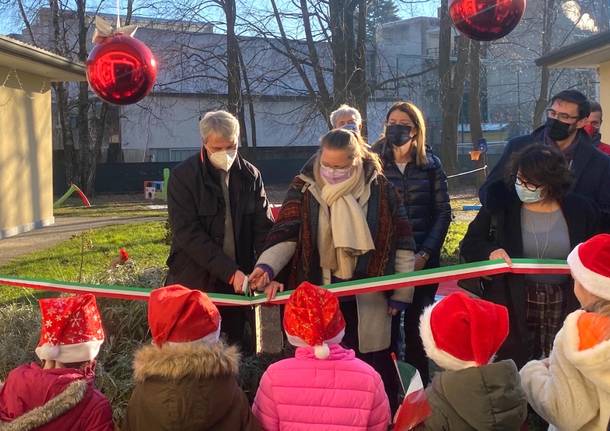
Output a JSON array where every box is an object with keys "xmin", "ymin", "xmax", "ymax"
[
  {"xmin": 199, "ymin": 110, "xmax": 240, "ymax": 145},
  {"xmin": 320, "ymin": 129, "xmax": 382, "ymax": 172},
  {"xmin": 382, "ymin": 101, "xmax": 428, "ymax": 166},
  {"xmin": 330, "ymin": 104, "xmax": 362, "ymax": 128}
]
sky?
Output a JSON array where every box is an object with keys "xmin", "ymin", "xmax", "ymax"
[{"xmin": 0, "ymin": 0, "xmax": 441, "ymax": 37}]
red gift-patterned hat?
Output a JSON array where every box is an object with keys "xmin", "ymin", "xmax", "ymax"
[
  {"xmin": 36, "ymin": 294, "xmax": 105, "ymax": 363},
  {"xmin": 568, "ymin": 234, "xmax": 610, "ymax": 301},
  {"xmin": 283, "ymin": 282, "xmax": 346, "ymax": 359},
  {"xmin": 148, "ymin": 285, "xmax": 221, "ymax": 346},
  {"xmin": 420, "ymin": 292, "xmax": 509, "ymax": 371}
]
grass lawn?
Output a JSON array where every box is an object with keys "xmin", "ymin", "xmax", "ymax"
[
  {"xmin": 0, "ymin": 222, "xmax": 168, "ymax": 304},
  {"xmin": 54, "ymin": 201, "xmax": 167, "ymax": 218},
  {"xmin": 1, "ymin": 196, "xmax": 480, "ymax": 303}
]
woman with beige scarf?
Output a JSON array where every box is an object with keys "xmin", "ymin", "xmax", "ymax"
[{"xmin": 249, "ymin": 129, "xmax": 416, "ymax": 413}]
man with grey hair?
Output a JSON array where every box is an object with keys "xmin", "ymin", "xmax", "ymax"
[
  {"xmin": 330, "ymin": 104, "xmax": 363, "ymax": 134},
  {"xmin": 166, "ymin": 110, "xmax": 273, "ymax": 351}
]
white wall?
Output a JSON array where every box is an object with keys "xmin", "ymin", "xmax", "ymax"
[{"xmin": 119, "ymin": 94, "xmax": 403, "ymax": 160}]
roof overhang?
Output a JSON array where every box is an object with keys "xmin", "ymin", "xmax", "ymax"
[
  {"xmin": 0, "ymin": 35, "xmax": 86, "ymax": 81},
  {"xmin": 536, "ymin": 31, "xmax": 610, "ymax": 68}
]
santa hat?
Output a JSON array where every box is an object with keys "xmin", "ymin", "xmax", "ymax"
[
  {"xmin": 567, "ymin": 234, "xmax": 610, "ymax": 301},
  {"xmin": 419, "ymin": 292, "xmax": 509, "ymax": 371},
  {"xmin": 36, "ymin": 294, "xmax": 105, "ymax": 363},
  {"xmin": 148, "ymin": 285, "xmax": 221, "ymax": 346},
  {"xmin": 283, "ymin": 282, "xmax": 345, "ymax": 359}
]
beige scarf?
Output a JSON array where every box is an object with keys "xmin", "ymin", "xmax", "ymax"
[{"xmin": 314, "ymin": 157, "xmax": 375, "ymax": 280}]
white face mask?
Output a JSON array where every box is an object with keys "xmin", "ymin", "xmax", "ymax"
[{"xmin": 208, "ymin": 149, "xmax": 237, "ymax": 172}]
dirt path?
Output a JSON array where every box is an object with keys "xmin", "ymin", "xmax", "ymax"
[{"xmin": 0, "ymin": 216, "xmax": 165, "ymax": 267}]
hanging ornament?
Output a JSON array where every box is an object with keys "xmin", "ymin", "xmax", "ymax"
[
  {"xmin": 449, "ymin": 0, "xmax": 526, "ymax": 41},
  {"xmin": 87, "ymin": 17, "xmax": 157, "ymax": 105}
]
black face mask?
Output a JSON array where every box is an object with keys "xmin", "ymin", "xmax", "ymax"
[
  {"xmin": 386, "ymin": 124, "xmax": 413, "ymax": 147},
  {"xmin": 545, "ymin": 117, "xmax": 575, "ymax": 141}
]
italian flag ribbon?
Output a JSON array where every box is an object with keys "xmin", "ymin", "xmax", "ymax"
[{"xmin": 0, "ymin": 258, "xmax": 569, "ymax": 306}]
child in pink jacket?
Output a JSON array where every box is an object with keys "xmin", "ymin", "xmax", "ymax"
[{"xmin": 252, "ymin": 282, "xmax": 390, "ymax": 431}]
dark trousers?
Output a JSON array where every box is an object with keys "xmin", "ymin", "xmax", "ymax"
[
  {"xmin": 340, "ymin": 300, "xmax": 400, "ymax": 414},
  {"xmin": 391, "ymin": 283, "xmax": 437, "ymax": 384},
  {"xmin": 218, "ymin": 306, "xmax": 255, "ymax": 355}
]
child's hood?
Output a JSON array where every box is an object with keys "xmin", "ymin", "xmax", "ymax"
[
  {"xmin": 563, "ymin": 310, "xmax": 610, "ymax": 393},
  {"xmin": 431, "ymin": 359, "xmax": 527, "ymax": 429},
  {"xmin": 0, "ymin": 363, "xmax": 92, "ymax": 425}
]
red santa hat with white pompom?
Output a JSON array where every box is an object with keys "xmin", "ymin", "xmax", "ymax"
[{"xmin": 36, "ymin": 294, "xmax": 105, "ymax": 363}]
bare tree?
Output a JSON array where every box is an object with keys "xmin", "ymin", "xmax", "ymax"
[
  {"xmin": 468, "ymin": 40, "xmax": 486, "ymax": 186},
  {"xmin": 532, "ymin": 0, "xmax": 557, "ymax": 127},
  {"xmin": 438, "ymin": 0, "xmax": 470, "ymax": 174}
]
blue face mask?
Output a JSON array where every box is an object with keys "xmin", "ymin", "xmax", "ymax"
[
  {"xmin": 515, "ymin": 182, "xmax": 543, "ymax": 203},
  {"xmin": 341, "ymin": 122, "xmax": 359, "ymax": 132}
]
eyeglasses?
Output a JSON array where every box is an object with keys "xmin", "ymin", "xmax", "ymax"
[
  {"xmin": 546, "ymin": 108, "xmax": 580, "ymax": 122},
  {"xmin": 514, "ymin": 175, "xmax": 542, "ymax": 191}
]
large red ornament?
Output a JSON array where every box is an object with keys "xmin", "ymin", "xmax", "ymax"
[
  {"xmin": 87, "ymin": 35, "xmax": 157, "ymax": 105},
  {"xmin": 449, "ymin": 0, "xmax": 526, "ymax": 41}
]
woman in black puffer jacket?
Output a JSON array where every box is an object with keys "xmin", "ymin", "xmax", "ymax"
[{"xmin": 372, "ymin": 101, "xmax": 452, "ymax": 383}]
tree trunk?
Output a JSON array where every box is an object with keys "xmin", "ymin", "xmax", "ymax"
[
  {"xmin": 299, "ymin": 0, "xmax": 333, "ymax": 117},
  {"xmin": 468, "ymin": 40, "xmax": 485, "ymax": 187},
  {"xmin": 76, "ymin": 0, "xmax": 91, "ymax": 193},
  {"xmin": 16, "ymin": 0, "xmax": 36, "ymax": 44},
  {"xmin": 223, "ymin": 0, "xmax": 246, "ymax": 146},
  {"xmin": 533, "ymin": 0, "xmax": 555, "ymax": 127},
  {"xmin": 85, "ymin": 103, "xmax": 109, "ymax": 194},
  {"xmin": 238, "ymin": 47, "xmax": 257, "ymax": 147},
  {"xmin": 599, "ymin": 0, "xmax": 609, "ymax": 32},
  {"xmin": 330, "ymin": 0, "xmax": 348, "ymax": 106},
  {"xmin": 439, "ymin": 0, "xmax": 470, "ymax": 175},
  {"xmin": 354, "ymin": 0, "xmax": 368, "ymax": 137},
  {"xmin": 49, "ymin": 0, "xmax": 77, "ymax": 186}
]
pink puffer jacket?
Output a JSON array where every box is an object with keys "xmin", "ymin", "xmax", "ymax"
[{"xmin": 253, "ymin": 344, "xmax": 390, "ymax": 431}]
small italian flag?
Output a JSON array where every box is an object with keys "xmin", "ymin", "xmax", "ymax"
[{"xmin": 391, "ymin": 353, "xmax": 431, "ymax": 430}]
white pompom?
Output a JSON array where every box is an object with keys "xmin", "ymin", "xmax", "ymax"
[{"xmin": 314, "ymin": 343, "xmax": 330, "ymax": 359}]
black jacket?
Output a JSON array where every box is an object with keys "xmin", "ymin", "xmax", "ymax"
[
  {"xmin": 479, "ymin": 126, "xmax": 610, "ymax": 231},
  {"xmin": 372, "ymin": 139, "xmax": 452, "ymax": 265},
  {"xmin": 460, "ymin": 192, "xmax": 599, "ymax": 367},
  {"xmin": 165, "ymin": 152, "xmax": 273, "ymax": 293}
]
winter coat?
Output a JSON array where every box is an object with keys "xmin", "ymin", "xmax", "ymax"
[
  {"xmin": 166, "ymin": 151, "xmax": 274, "ymax": 293},
  {"xmin": 479, "ymin": 126, "xmax": 610, "ymax": 231},
  {"xmin": 252, "ymin": 344, "xmax": 390, "ymax": 431},
  {"xmin": 415, "ymin": 360, "xmax": 527, "ymax": 430},
  {"xmin": 123, "ymin": 342, "xmax": 261, "ymax": 431},
  {"xmin": 261, "ymin": 155, "xmax": 416, "ymax": 353},
  {"xmin": 0, "ymin": 363, "xmax": 114, "ymax": 431},
  {"xmin": 460, "ymin": 192, "xmax": 599, "ymax": 367},
  {"xmin": 372, "ymin": 140, "xmax": 452, "ymax": 266},
  {"xmin": 520, "ymin": 310, "xmax": 610, "ymax": 431},
  {"xmin": 588, "ymin": 129, "xmax": 610, "ymax": 156}
]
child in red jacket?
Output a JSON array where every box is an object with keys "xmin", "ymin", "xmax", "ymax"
[{"xmin": 0, "ymin": 294, "xmax": 113, "ymax": 431}]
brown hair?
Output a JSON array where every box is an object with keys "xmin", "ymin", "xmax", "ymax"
[
  {"xmin": 381, "ymin": 101, "xmax": 428, "ymax": 166},
  {"xmin": 320, "ymin": 129, "xmax": 382, "ymax": 172},
  {"xmin": 590, "ymin": 101, "xmax": 602, "ymax": 114},
  {"xmin": 505, "ymin": 144, "xmax": 572, "ymax": 201}
]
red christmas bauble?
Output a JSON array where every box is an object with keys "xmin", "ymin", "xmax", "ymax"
[
  {"xmin": 449, "ymin": 0, "xmax": 526, "ymax": 41},
  {"xmin": 87, "ymin": 35, "xmax": 157, "ymax": 105}
]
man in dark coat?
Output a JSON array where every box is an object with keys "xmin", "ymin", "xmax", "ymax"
[
  {"xmin": 165, "ymin": 110, "xmax": 274, "ymax": 351},
  {"xmin": 479, "ymin": 90, "xmax": 610, "ymax": 231}
]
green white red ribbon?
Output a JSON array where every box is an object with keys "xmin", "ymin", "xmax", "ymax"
[{"xmin": 0, "ymin": 259, "xmax": 570, "ymax": 306}]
